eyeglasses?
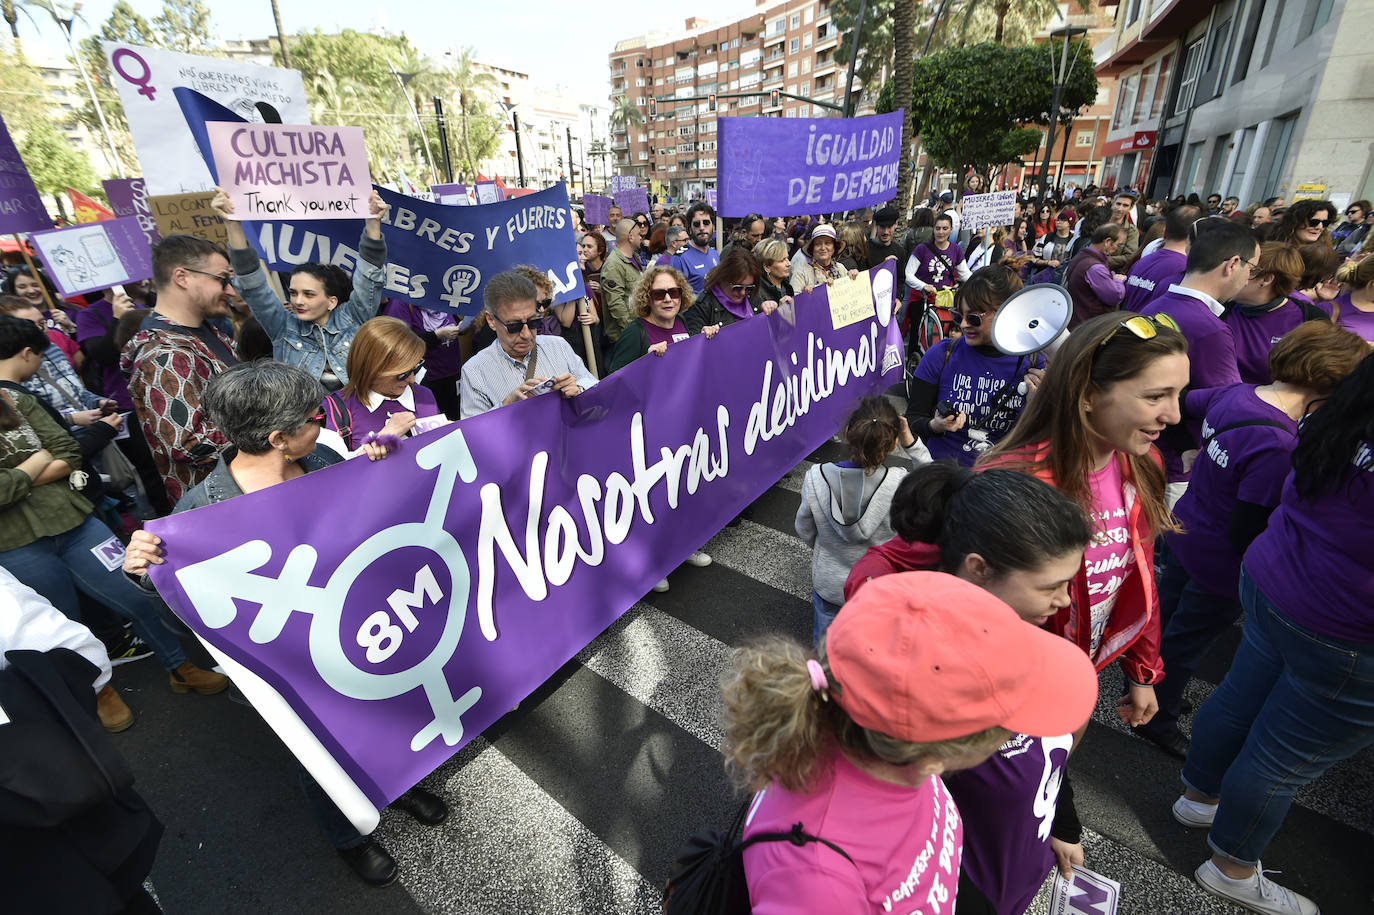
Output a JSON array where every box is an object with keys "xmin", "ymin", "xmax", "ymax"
[
  {"xmin": 395, "ymin": 359, "xmax": 425, "ymax": 382},
  {"xmin": 959, "ymin": 309, "xmax": 991, "ymax": 327},
  {"xmin": 691, "ymin": 219, "xmax": 713, "ymax": 227},
  {"xmin": 497, "ymin": 316, "xmax": 542, "ymax": 335},
  {"xmin": 729, "ymin": 283, "xmax": 758, "ymax": 295},
  {"xmin": 650, "ymin": 287, "xmax": 683, "ymax": 302},
  {"xmin": 1241, "ymin": 257, "xmax": 1262, "ymax": 274},
  {"xmin": 185, "ymin": 267, "xmax": 234, "ymax": 288},
  {"xmin": 305, "ymin": 408, "xmax": 327, "ymax": 426},
  {"xmin": 1100, "ymin": 313, "xmax": 1181, "ymax": 347},
  {"xmin": 1307, "ymin": 217, "xmax": 1331, "ymax": 228}
]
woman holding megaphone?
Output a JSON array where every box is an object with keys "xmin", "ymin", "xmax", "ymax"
[{"xmin": 904, "ymin": 265, "xmax": 1044, "ymax": 467}]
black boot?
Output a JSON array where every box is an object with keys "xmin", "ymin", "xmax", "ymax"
[
  {"xmin": 393, "ymin": 786, "xmax": 449, "ymax": 826},
  {"xmin": 338, "ymin": 840, "xmax": 398, "ymax": 887}
]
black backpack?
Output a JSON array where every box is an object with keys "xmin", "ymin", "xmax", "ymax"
[{"xmin": 662, "ymin": 800, "xmax": 854, "ymax": 914}]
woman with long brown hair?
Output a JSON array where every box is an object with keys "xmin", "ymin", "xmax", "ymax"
[
  {"xmin": 681, "ymin": 245, "xmax": 772, "ymax": 336},
  {"xmin": 981, "ymin": 310, "xmax": 1190, "ymax": 725}
]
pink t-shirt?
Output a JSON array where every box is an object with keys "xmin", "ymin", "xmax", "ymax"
[
  {"xmin": 1084, "ymin": 455, "xmax": 1136, "ymax": 661},
  {"xmin": 743, "ymin": 751, "xmax": 962, "ymax": 914}
]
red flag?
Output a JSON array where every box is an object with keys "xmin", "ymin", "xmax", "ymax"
[
  {"xmin": 476, "ymin": 172, "xmax": 489, "ymax": 183},
  {"xmin": 68, "ymin": 187, "xmax": 114, "ymax": 223},
  {"xmin": 493, "ymin": 174, "xmax": 508, "ymax": 192}
]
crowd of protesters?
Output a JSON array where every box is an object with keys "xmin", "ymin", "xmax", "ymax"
[{"xmin": 3, "ymin": 171, "xmax": 1372, "ymax": 915}]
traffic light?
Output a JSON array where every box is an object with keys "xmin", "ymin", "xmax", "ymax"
[
  {"xmin": 769, "ymin": 88, "xmax": 780, "ymax": 107},
  {"xmin": 648, "ymin": 98, "xmax": 657, "ymax": 118},
  {"xmin": 708, "ymin": 93, "xmax": 717, "ymax": 112}
]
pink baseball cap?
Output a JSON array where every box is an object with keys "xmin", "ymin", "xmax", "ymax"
[{"xmin": 826, "ymin": 572, "xmax": 1098, "ymax": 742}]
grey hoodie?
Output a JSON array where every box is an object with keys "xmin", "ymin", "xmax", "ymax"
[{"xmin": 795, "ymin": 441, "xmax": 931, "ymax": 604}]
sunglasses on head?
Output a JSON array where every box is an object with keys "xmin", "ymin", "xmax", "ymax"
[
  {"xmin": 497, "ymin": 316, "xmax": 543, "ymax": 335},
  {"xmin": 1100, "ymin": 313, "xmax": 1181, "ymax": 347},
  {"xmin": 1308, "ymin": 217, "xmax": 1331, "ymax": 228},
  {"xmin": 395, "ymin": 359, "xmax": 425, "ymax": 382},
  {"xmin": 651, "ymin": 287, "xmax": 683, "ymax": 302}
]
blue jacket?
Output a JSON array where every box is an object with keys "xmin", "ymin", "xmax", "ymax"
[{"xmin": 229, "ymin": 233, "xmax": 387, "ymax": 384}]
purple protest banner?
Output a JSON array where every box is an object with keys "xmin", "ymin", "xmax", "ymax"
[
  {"xmin": 706, "ymin": 188, "xmax": 718, "ymax": 209},
  {"xmin": 0, "ymin": 114, "xmax": 54, "ymax": 235},
  {"xmin": 145, "ymin": 262, "xmax": 903, "ymax": 830},
  {"xmin": 103, "ymin": 177, "xmax": 161, "ymax": 247},
  {"xmin": 613, "ymin": 187, "xmax": 651, "ymax": 218},
  {"xmin": 207, "ymin": 122, "xmax": 373, "ymax": 220},
  {"xmin": 583, "ymin": 193, "xmax": 611, "ymax": 225},
  {"xmin": 610, "ymin": 174, "xmax": 637, "ymax": 193},
  {"xmin": 717, "ymin": 110, "xmax": 904, "ymax": 217},
  {"xmin": 29, "ymin": 216, "xmax": 154, "ymax": 297},
  {"xmin": 431, "ymin": 183, "xmax": 470, "ymax": 205}
]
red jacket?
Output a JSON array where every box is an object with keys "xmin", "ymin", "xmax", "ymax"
[
  {"xmin": 844, "ymin": 538, "xmax": 942, "ymax": 602},
  {"xmin": 982, "ymin": 443, "xmax": 1164, "ymax": 685}
]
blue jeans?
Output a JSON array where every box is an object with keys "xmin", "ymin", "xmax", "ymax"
[
  {"xmin": 1181, "ymin": 565, "xmax": 1374, "ymax": 866},
  {"xmin": 297, "ymin": 763, "xmax": 365, "ymax": 850},
  {"xmin": 0, "ymin": 515, "xmax": 187, "ymax": 672},
  {"xmin": 812, "ymin": 590, "xmax": 842, "ymax": 649},
  {"xmin": 1139, "ymin": 555, "xmax": 1243, "ymax": 739}
]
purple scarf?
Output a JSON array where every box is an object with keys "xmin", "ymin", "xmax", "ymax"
[{"xmin": 711, "ymin": 284, "xmax": 753, "ymax": 322}]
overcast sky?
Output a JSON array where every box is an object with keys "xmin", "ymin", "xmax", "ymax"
[{"xmin": 20, "ymin": 0, "xmax": 764, "ymax": 106}]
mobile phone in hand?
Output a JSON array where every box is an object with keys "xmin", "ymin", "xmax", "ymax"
[{"xmin": 529, "ymin": 377, "xmax": 557, "ymax": 397}]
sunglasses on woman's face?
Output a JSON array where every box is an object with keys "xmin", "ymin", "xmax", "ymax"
[
  {"xmin": 959, "ymin": 309, "xmax": 991, "ymax": 327},
  {"xmin": 395, "ymin": 359, "xmax": 425, "ymax": 382},
  {"xmin": 651, "ymin": 287, "xmax": 683, "ymax": 302},
  {"xmin": 1308, "ymin": 217, "xmax": 1331, "ymax": 228},
  {"xmin": 729, "ymin": 283, "xmax": 758, "ymax": 295}
]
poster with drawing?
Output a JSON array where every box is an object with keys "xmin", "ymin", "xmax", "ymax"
[{"xmin": 30, "ymin": 216, "xmax": 154, "ymax": 297}]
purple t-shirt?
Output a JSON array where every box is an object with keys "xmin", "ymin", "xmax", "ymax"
[
  {"xmin": 907, "ymin": 241, "xmax": 966, "ymax": 289},
  {"xmin": 1225, "ymin": 298, "xmax": 1316, "ymax": 385},
  {"xmin": 73, "ymin": 297, "xmax": 139, "ymax": 411},
  {"xmin": 1167, "ymin": 385, "xmax": 1296, "ymax": 597},
  {"xmin": 332, "ymin": 384, "xmax": 442, "ymax": 450},
  {"xmin": 670, "ymin": 245, "xmax": 720, "ymax": 294},
  {"xmin": 914, "ymin": 339, "xmax": 1041, "ymax": 466},
  {"xmin": 1245, "ymin": 448, "xmax": 1374, "ymax": 643},
  {"xmin": 1333, "ymin": 291, "xmax": 1374, "ymax": 342},
  {"xmin": 382, "ymin": 299, "xmax": 465, "ymax": 380},
  {"xmin": 944, "ymin": 733, "xmax": 1073, "ymax": 915},
  {"xmin": 1121, "ymin": 248, "xmax": 1185, "ymax": 312},
  {"xmin": 1140, "ymin": 287, "xmax": 1242, "ymax": 481},
  {"xmin": 643, "ymin": 317, "xmax": 689, "ymax": 347}
]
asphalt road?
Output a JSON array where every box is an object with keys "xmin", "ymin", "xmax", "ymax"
[{"xmin": 102, "ymin": 440, "xmax": 1374, "ymax": 915}]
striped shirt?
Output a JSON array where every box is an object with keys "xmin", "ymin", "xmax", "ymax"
[{"xmin": 459, "ymin": 335, "xmax": 597, "ymax": 419}]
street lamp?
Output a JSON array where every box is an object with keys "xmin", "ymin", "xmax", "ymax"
[
  {"xmin": 1036, "ymin": 24, "xmax": 1088, "ymax": 207},
  {"xmin": 46, "ymin": 0, "xmax": 125, "ymax": 175}
]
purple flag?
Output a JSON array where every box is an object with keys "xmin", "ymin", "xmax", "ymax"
[
  {"xmin": 706, "ymin": 188, "xmax": 718, "ymax": 209},
  {"xmin": 0, "ymin": 114, "xmax": 54, "ymax": 235},
  {"xmin": 613, "ymin": 187, "xmax": 651, "ymax": 218},
  {"xmin": 103, "ymin": 178, "xmax": 161, "ymax": 247},
  {"xmin": 29, "ymin": 216, "xmax": 154, "ymax": 297},
  {"xmin": 146, "ymin": 262, "xmax": 903, "ymax": 829},
  {"xmin": 583, "ymin": 193, "xmax": 611, "ymax": 225},
  {"xmin": 717, "ymin": 110, "xmax": 904, "ymax": 217}
]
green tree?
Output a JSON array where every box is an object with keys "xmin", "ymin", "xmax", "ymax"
[
  {"xmin": 442, "ymin": 48, "xmax": 500, "ymax": 182},
  {"xmin": 0, "ymin": 43, "xmax": 46, "ymax": 126},
  {"xmin": 951, "ymin": 0, "xmax": 1083, "ymax": 46},
  {"xmin": 830, "ymin": 0, "xmax": 896, "ymax": 105},
  {"xmin": 879, "ymin": 40, "xmax": 1097, "ymax": 191},
  {"xmin": 608, "ymin": 95, "xmax": 643, "ymax": 134},
  {"xmin": 75, "ymin": 0, "xmax": 158, "ymax": 172},
  {"xmin": 2, "ymin": 0, "xmax": 41, "ymax": 44},
  {"xmin": 19, "ymin": 118, "xmax": 99, "ymax": 221},
  {"xmin": 150, "ymin": 0, "xmax": 211, "ymax": 53}
]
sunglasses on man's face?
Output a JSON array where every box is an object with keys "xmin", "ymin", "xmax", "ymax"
[
  {"xmin": 497, "ymin": 316, "xmax": 542, "ymax": 335},
  {"xmin": 185, "ymin": 267, "xmax": 234, "ymax": 288},
  {"xmin": 651, "ymin": 287, "xmax": 683, "ymax": 302},
  {"xmin": 691, "ymin": 219, "xmax": 713, "ymax": 227}
]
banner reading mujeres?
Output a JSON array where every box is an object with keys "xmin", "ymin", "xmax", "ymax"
[
  {"xmin": 146, "ymin": 263, "xmax": 903, "ymax": 832},
  {"xmin": 717, "ymin": 110, "xmax": 904, "ymax": 217}
]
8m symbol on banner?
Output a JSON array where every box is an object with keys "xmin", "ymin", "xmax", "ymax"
[{"xmin": 174, "ymin": 429, "xmax": 483, "ymax": 752}]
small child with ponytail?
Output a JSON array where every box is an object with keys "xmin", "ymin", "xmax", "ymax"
[{"xmin": 795, "ymin": 396, "xmax": 930, "ymax": 643}]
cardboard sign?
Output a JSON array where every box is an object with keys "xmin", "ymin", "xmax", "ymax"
[
  {"xmin": 827, "ymin": 271, "xmax": 878, "ymax": 330},
  {"xmin": 149, "ymin": 191, "xmax": 229, "ymax": 249},
  {"xmin": 583, "ymin": 193, "xmax": 612, "ymax": 225},
  {"xmin": 0, "ymin": 114, "xmax": 53, "ymax": 234},
  {"xmin": 30, "ymin": 217, "xmax": 154, "ymax": 297},
  {"xmin": 613, "ymin": 187, "xmax": 651, "ymax": 218},
  {"xmin": 208, "ymin": 122, "xmax": 372, "ymax": 221},
  {"xmin": 102, "ymin": 41, "xmax": 310, "ymax": 196},
  {"xmin": 960, "ymin": 191, "xmax": 1018, "ymax": 233}
]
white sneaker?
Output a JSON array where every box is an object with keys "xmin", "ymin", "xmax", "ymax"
[
  {"xmin": 1195, "ymin": 859, "xmax": 1319, "ymax": 915},
  {"xmin": 652, "ymin": 579, "xmax": 670, "ymax": 593},
  {"xmin": 685, "ymin": 551, "xmax": 712, "ymax": 567},
  {"xmin": 1172, "ymin": 794, "xmax": 1218, "ymax": 828}
]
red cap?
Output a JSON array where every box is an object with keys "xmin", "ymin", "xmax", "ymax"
[{"xmin": 826, "ymin": 572, "xmax": 1098, "ymax": 742}]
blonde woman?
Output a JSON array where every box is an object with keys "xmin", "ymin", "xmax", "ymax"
[{"xmin": 753, "ymin": 238, "xmax": 795, "ymax": 307}]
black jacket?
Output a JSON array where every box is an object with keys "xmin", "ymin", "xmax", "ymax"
[{"xmin": 683, "ymin": 287, "xmax": 764, "ymax": 335}]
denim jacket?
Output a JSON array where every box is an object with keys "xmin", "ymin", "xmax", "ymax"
[{"xmin": 228, "ymin": 233, "xmax": 388, "ymax": 385}]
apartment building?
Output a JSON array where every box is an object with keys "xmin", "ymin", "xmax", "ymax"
[
  {"xmin": 610, "ymin": 0, "xmax": 859, "ymax": 200},
  {"xmin": 1095, "ymin": 0, "xmax": 1374, "ymax": 203}
]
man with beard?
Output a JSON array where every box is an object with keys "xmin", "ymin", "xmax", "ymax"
[
  {"xmin": 671, "ymin": 202, "xmax": 720, "ymax": 294},
  {"xmin": 867, "ymin": 206, "xmax": 909, "ymax": 304}
]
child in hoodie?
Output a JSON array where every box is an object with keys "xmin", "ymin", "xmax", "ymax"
[{"xmin": 795, "ymin": 396, "xmax": 930, "ymax": 643}]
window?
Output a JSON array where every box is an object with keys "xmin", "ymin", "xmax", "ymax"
[
  {"xmin": 1076, "ymin": 129, "xmax": 1095, "ymax": 148},
  {"xmin": 786, "ymin": 107, "xmax": 796, "ymax": 117},
  {"xmin": 802, "ymin": 58, "xmax": 811, "ymax": 74},
  {"xmin": 1133, "ymin": 60, "xmax": 1158, "ymax": 124},
  {"xmin": 1232, "ymin": 0, "xmax": 1267, "ymax": 85},
  {"xmin": 790, "ymin": 13, "xmax": 800, "ymax": 28},
  {"xmin": 1226, "ymin": 126, "xmax": 1256, "ymax": 196},
  {"xmin": 789, "ymin": 62, "xmax": 799, "ymax": 77},
  {"xmin": 1178, "ymin": 141, "xmax": 1205, "ymax": 194},
  {"xmin": 1172, "ymin": 39, "xmax": 1205, "ymax": 116},
  {"xmin": 804, "ymin": 33, "xmax": 812, "ymax": 48},
  {"xmin": 1255, "ymin": 112, "xmax": 1299, "ymax": 199},
  {"xmin": 790, "ymin": 38, "xmax": 799, "ymax": 53},
  {"xmin": 1194, "ymin": 18, "xmax": 1233, "ymax": 103},
  {"xmin": 1299, "ymin": 0, "xmax": 1335, "ymax": 39},
  {"xmin": 1149, "ymin": 53, "xmax": 1174, "ymax": 118},
  {"xmin": 1124, "ymin": 0, "xmax": 1143, "ymax": 25},
  {"xmin": 638, "ymin": 151, "xmax": 649, "ymax": 160},
  {"xmin": 636, "ymin": 78, "xmax": 646, "ymax": 87},
  {"xmin": 1112, "ymin": 74, "xmax": 1139, "ymax": 130},
  {"xmin": 1204, "ymin": 133, "xmax": 1232, "ymax": 195},
  {"xmin": 805, "ymin": 7, "xmax": 814, "ymax": 23}
]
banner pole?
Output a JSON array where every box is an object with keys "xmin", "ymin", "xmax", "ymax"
[
  {"xmin": 12, "ymin": 234, "xmax": 60, "ymax": 314},
  {"xmin": 579, "ymin": 299, "xmax": 599, "ymax": 379}
]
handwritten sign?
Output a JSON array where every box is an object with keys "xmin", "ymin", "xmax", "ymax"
[
  {"xmin": 718, "ymin": 110, "xmax": 903, "ymax": 217},
  {"xmin": 0, "ymin": 114, "xmax": 53, "ymax": 234},
  {"xmin": 102, "ymin": 41, "xmax": 310, "ymax": 196},
  {"xmin": 30, "ymin": 217, "xmax": 154, "ymax": 297},
  {"xmin": 960, "ymin": 191, "xmax": 1018, "ymax": 233},
  {"xmin": 104, "ymin": 177, "xmax": 161, "ymax": 248},
  {"xmin": 610, "ymin": 175, "xmax": 637, "ymax": 193},
  {"xmin": 149, "ymin": 191, "xmax": 228, "ymax": 249},
  {"xmin": 583, "ymin": 193, "xmax": 612, "ymax": 225},
  {"xmin": 828, "ymin": 270, "xmax": 881, "ymax": 330},
  {"xmin": 475, "ymin": 182, "xmax": 501, "ymax": 205},
  {"xmin": 208, "ymin": 123, "xmax": 372, "ymax": 220},
  {"xmin": 614, "ymin": 187, "xmax": 651, "ymax": 218}
]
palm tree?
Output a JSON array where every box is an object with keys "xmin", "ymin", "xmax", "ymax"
[
  {"xmin": 608, "ymin": 95, "xmax": 644, "ymax": 134},
  {"xmin": 954, "ymin": 0, "xmax": 1086, "ymax": 45},
  {"xmin": 444, "ymin": 48, "xmax": 499, "ymax": 180},
  {"xmin": 891, "ymin": 0, "xmax": 916, "ymax": 228},
  {"xmin": 269, "ymin": 0, "xmax": 289, "ymax": 66},
  {"xmin": 3, "ymin": 0, "xmax": 42, "ymax": 46}
]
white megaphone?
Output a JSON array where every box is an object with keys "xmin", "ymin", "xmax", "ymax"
[{"xmin": 988, "ymin": 283, "xmax": 1073, "ymax": 395}]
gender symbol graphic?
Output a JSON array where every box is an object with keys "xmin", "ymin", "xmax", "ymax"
[{"xmin": 174, "ymin": 430, "xmax": 482, "ymax": 752}]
